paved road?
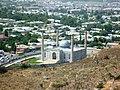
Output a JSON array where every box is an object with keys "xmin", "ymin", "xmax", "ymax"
[
  {"xmin": 4, "ymin": 54, "xmax": 41, "ymax": 67},
  {"xmin": 0, "ymin": 50, "xmax": 41, "ymax": 67}
]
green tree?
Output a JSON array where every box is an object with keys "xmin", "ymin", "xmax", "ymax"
[
  {"xmin": 0, "ymin": 25, "xmax": 3, "ymax": 33},
  {"xmin": 11, "ymin": 42, "xmax": 16, "ymax": 53},
  {"xmin": 100, "ymin": 30, "xmax": 108, "ymax": 36},
  {"xmin": 93, "ymin": 32, "xmax": 100, "ymax": 36},
  {"xmin": 0, "ymin": 66, "xmax": 8, "ymax": 74},
  {"xmin": 4, "ymin": 30, "xmax": 8, "ymax": 37},
  {"xmin": 104, "ymin": 24, "xmax": 112, "ymax": 33}
]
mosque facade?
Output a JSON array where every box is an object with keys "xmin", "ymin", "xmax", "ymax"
[
  {"xmin": 44, "ymin": 40, "xmax": 86, "ymax": 63},
  {"xmin": 41, "ymin": 31, "xmax": 87, "ymax": 63}
]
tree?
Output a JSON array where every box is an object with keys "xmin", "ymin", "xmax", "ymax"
[
  {"xmin": 104, "ymin": 24, "xmax": 112, "ymax": 33},
  {"xmin": 113, "ymin": 24, "xmax": 120, "ymax": 30},
  {"xmin": 4, "ymin": 30, "xmax": 8, "ymax": 37},
  {"xmin": 0, "ymin": 25, "xmax": 3, "ymax": 33},
  {"xmin": 85, "ymin": 26, "xmax": 91, "ymax": 31},
  {"xmin": 60, "ymin": 16, "xmax": 77, "ymax": 27},
  {"xmin": 30, "ymin": 38, "xmax": 39, "ymax": 43},
  {"xmin": 93, "ymin": 32, "xmax": 99, "ymax": 36},
  {"xmin": 11, "ymin": 42, "xmax": 16, "ymax": 53},
  {"xmin": 99, "ymin": 30, "xmax": 108, "ymax": 36},
  {"xmin": 97, "ymin": 41, "xmax": 103, "ymax": 46},
  {"xmin": 0, "ymin": 66, "xmax": 7, "ymax": 74},
  {"xmin": 96, "ymin": 14, "xmax": 102, "ymax": 20}
]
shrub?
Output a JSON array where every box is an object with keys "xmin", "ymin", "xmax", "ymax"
[
  {"xmin": 0, "ymin": 66, "xmax": 8, "ymax": 74},
  {"xmin": 104, "ymin": 55, "xmax": 109, "ymax": 59},
  {"xmin": 49, "ymin": 82, "xmax": 65, "ymax": 88},
  {"xmin": 20, "ymin": 64, "xmax": 31, "ymax": 69},
  {"xmin": 115, "ymin": 75, "xmax": 120, "ymax": 80},
  {"xmin": 108, "ymin": 73, "xmax": 115, "ymax": 79},
  {"xmin": 96, "ymin": 82, "xmax": 104, "ymax": 88}
]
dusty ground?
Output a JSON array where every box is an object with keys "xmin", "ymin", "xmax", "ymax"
[{"xmin": 0, "ymin": 46, "xmax": 120, "ymax": 90}]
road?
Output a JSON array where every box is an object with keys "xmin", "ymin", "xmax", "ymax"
[
  {"xmin": 0, "ymin": 50, "xmax": 41, "ymax": 67},
  {"xmin": 4, "ymin": 54, "xmax": 41, "ymax": 67}
]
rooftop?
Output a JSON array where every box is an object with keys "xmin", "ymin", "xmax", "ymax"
[{"xmin": 0, "ymin": 35, "xmax": 9, "ymax": 39}]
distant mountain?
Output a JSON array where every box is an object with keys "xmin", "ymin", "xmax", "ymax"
[{"xmin": 61, "ymin": 0, "xmax": 120, "ymax": 2}]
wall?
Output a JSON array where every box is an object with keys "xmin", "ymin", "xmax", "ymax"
[{"xmin": 73, "ymin": 49, "xmax": 86, "ymax": 61}]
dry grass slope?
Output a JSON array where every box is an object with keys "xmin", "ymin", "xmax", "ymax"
[{"xmin": 0, "ymin": 46, "xmax": 120, "ymax": 90}]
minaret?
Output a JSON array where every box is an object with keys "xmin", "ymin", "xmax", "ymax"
[
  {"xmin": 79, "ymin": 30, "xmax": 82, "ymax": 44},
  {"xmin": 56, "ymin": 30, "xmax": 59, "ymax": 47},
  {"xmin": 70, "ymin": 34, "xmax": 74, "ymax": 63},
  {"xmin": 41, "ymin": 32, "xmax": 44, "ymax": 61},
  {"xmin": 84, "ymin": 31, "xmax": 87, "ymax": 55}
]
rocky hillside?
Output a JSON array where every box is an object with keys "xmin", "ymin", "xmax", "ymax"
[{"xmin": 0, "ymin": 47, "xmax": 120, "ymax": 90}]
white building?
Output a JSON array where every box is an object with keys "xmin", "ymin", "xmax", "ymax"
[
  {"xmin": 44, "ymin": 40, "xmax": 86, "ymax": 63},
  {"xmin": 41, "ymin": 32, "xmax": 87, "ymax": 63},
  {"xmin": 13, "ymin": 27, "xmax": 33, "ymax": 33}
]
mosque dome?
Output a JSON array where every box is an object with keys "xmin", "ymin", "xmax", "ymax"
[{"xmin": 59, "ymin": 40, "xmax": 70, "ymax": 48}]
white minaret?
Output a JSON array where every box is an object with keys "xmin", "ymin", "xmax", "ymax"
[
  {"xmin": 56, "ymin": 30, "xmax": 59, "ymax": 47},
  {"xmin": 70, "ymin": 34, "xmax": 74, "ymax": 63},
  {"xmin": 84, "ymin": 31, "xmax": 87, "ymax": 55},
  {"xmin": 41, "ymin": 32, "xmax": 44, "ymax": 61}
]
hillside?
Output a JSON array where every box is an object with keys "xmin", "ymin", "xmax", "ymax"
[{"xmin": 0, "ymin": 47, "xmax": 120, "ymax": 90}]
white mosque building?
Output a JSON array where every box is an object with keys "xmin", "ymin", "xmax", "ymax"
[{"xmin": 40, "ymin": 31, "xmax": 87, "ymax": 63}]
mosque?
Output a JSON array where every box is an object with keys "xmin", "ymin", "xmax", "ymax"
[{"xmin": 40, "ymin": 31, "xmax": 87, "ymax": 63}]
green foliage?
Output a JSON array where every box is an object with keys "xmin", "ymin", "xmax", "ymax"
[
  {"xmin": 30, "ymin": 38, "xmax": 39, "ymax": 43},
  {"xmin": 96, "ymin": 82, "xmax": 104, "ymax": 88},
  {"xmin": 111, "ymin": 17, "xmax": 119, "ymax": 22},
  {"xmin": 92, "ymin": 32, "xmax": 100, "ymax": 36},
  {"xmin": 85, "ymin": 26, "xmax": 91, "ymax": 31},
  {"xmin": 0, "ymin": 39, "xmax": 10, "ymax": 52},
  {"xmin": 112, "ymin": 37, "xmax": 120, "ymax": 41},
  {"xmin": 20, "ymin": 64, "xmax": 31, "ymax": 69},
  {"xmin": 0, "ymin": 5, "xmax": 49, "ymax": 22},
  {"xmin": 97, "ymin": 41, "xmax": 103, "ymax": 46},
  {"xmin": 0, "ymin": 25, "xmax": 3, "ymax": 33},
  {"xmin": 0, "ymin": 31, "xmax": 39, "ymax": 52},
  {"xmin": 44, "ymin": 35, "xmax": 50, "ymax": 39},
  {"xmin": 65, "ymin": 35, "xmax": 71, "ymax": 40},
  {"xmin": 92, "ymin": 30, "xmax": 108, "ymax": 36},
  {"xmin": 96, "ymin": 14, "xmax": 102, "ymax": 20},
  {"xmin": 63, "ymin": 27, "xmax": 70, "ymax": 31},
  {"xmin": 11, "ymin": 42, "xmax": 16, "ymax": 53},
  {"xmin": 60, "ymin": 16, "xmax": 77, "ymax": 27},
  {"xmin": 89, "ymin": 38, "xmax": 104, "ymax": 47},
  {"xmin": 26, "ymin": 57, "xmax": 40, "ymax": 65},
  {"xmin": 54, "ymin": 8, "xmax": 67, "ymax": 13},
  {"xmin": 0, "ymin": 66, "xmax": 8, "ymax": 74},
  {"xmin": 113, "ymin": 24, "xmax": 120, "ymax": 30},
  {"xmin": 104, "ymin": 24, "xmax": 112, "ymax": 33},
  {"xmin": 99, "ymin": 30, "xmax": 108, "ymax": 36},
  {"xmin": 30, "ymin": 34, "xmax": 39, "ymax": 43},
  {"xmin": 18, "ymin": 52, "xmax": 24, "ymax": 56},
  {"xmin": 88, "ymin": 42, "xmax": 98, "ymax": 47}
]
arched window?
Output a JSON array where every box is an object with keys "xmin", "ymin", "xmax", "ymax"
[
  {"xmin": 64, "ymin": 53, "xmax": 66, "ymax": 59},
  {"xmin": 44, "ymin": 53, "xmax": 46, "ymax": 57},
  {"xmin": 52, "ymin": 52, "xmax": 56, "ymax": 59},
  {"xmin": 69, "ymin": 54, "xmax": 70, "ymax": 59}
]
